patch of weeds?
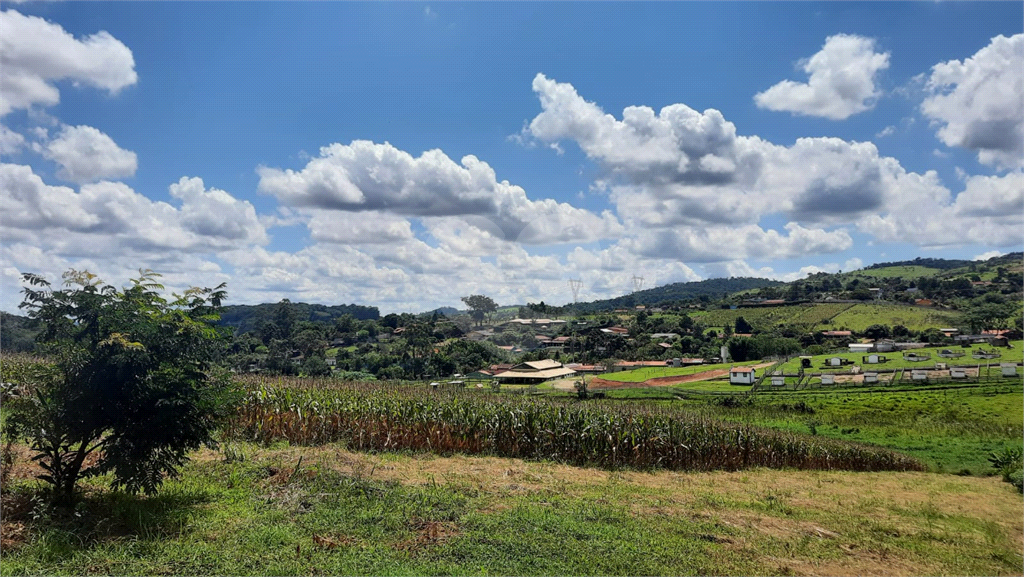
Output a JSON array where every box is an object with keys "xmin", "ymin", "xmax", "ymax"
[{"xmin": 755, "ymin": 490, "xmax": 794, "ymax": 516}]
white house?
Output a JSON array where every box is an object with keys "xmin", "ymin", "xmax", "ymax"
[{"xmin": 729, "ymin": 366, "xmax": 756, "ymax": 385}]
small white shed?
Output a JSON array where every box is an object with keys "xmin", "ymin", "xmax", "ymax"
[
  {"xmin": 950, "ymin": 367, "xmax": 967, "ymax": 379},
  {"xmin": 828, "ymin": 357, "xmax": 843, "ymax": 367},
  {"xmin": 911, "ymin": 369, "xmax": 928, "ymax": 381},
  {"xmin": 820, "ymin": 374, "xmax": 835, "ymax": 385},
  {"xmin": 729, "ymin": 367, "xmax": 756, "ymax": 385},
  {"xmin": 863, "ymin": 372, "xmax": 878, "ymax": 384},
  {"xmin": 1001, "ymin": 363, "xmax": 1018, "ymax": 377},
  {"xmin": 771, "ymin": 376, "xmax": 785, "ymax": 387}
]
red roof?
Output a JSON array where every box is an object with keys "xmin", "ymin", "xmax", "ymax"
[
  {"xmin": 730, "ymin": 367, "xmax": 754, "ymax": 373},
  {"xmin": 821, "ymin": 330, "xmax": 852, "ymax": 337}
]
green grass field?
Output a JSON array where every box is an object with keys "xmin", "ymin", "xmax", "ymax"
[
  {"xmin": 2, "ymin": 443, "xmax": 1021, "ymax": 576},
  {"xmin": 846, "ymin": 266, "xmax": 944, "ymax": 279},
  {"xmin": 827, "ymin": 304, "xmax": 961, "ymax": 332},
  {"xmin": 693, "ymin": 384, "xmax": 1023, "ymax": 474},
  {"xmin": 600, "ymin": 361, "xmax": 760, "ymax": 383},
  {"xmin": 773, "ymin": 341, "xmax": 1022, "ymax": 375},
  {"xmin": 692, "ymin": 302, "xmax": 961, "ymax": 333}
]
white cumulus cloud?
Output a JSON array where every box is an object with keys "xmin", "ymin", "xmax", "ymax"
[
  {"xmin": 921, "ymin": 33, "xmax": 1024, "ymax": 170},
  {"xmin": 43, "ymin": 125, "xmax": 137, "ymax": 183},
  {"xmin": 0, "ymin": 9, "xmax": 137, "ymax": 116},
  {"xmin": 754, "ymin": 34, "xmax": 890, "ymax": 120},
  {"xmin": 257, "ymin": 140, "xmax": 622, "ymax": 245}
]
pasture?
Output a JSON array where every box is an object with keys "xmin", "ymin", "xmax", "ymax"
[
  {"xmin": 845, "ymin": 265, "xmax": 944, "ymax": 279},
  {"xmin": 2, "ymin": 445, "xmax": 1021, "ymax": 576},
  {"xmin": 692, "ymin": 302, "xmax": 961, "ymax": 332}
]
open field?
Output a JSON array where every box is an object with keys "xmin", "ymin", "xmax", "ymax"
[
  {"xmin": 600, "ymin": 361, "xmax": 762, "ymax": 383},
  {"xmin": 1, "ymin": 444, "xmax": 1021, "ymax": 576},
  {"xmin": 827, "ymin": 304, "xmax": 962, "ymax": 333},
  {"xmin": 692, "ymin": 303, "xmax": 961, "ymax": 332},
  {"xmin": 773, "ymin": 341, "xmax": 1023, "ymax": 374},
  {"xmin": 688, "ymin": 384, "xmax": 1023, "ymax": 474},
  {"xmin": 845, "ymin": 266, "xmax": 944, "ymax": 279}
]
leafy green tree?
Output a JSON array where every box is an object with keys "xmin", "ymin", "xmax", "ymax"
[
  {"xmin": 461, "ymin": 294, "xmax": 498, "ymax": 327},
  {"xmin": 734, "ymin": 316, "xmax": 753, "ymax": 334},
  {"xmin": 300, "ymin": 354, "xmax": 332, "ymax": 377},
  {"xmin": 863, "ymin": 324, "xmax": 891, "ymax": 340},
  {"xmin": 4, "ymin": 270, "xmax": 237, "ymax": 504}
]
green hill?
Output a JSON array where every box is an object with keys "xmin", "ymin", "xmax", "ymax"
[
  {"xmin": 573, "ymin": 277, "xmax": 784, "ymax": 313},
  {"xmin": 218, "ymin": 302, "xmax": 379, "ymax": 334}
]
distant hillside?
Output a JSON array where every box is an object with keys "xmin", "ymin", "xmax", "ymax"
[
  {"xmin": 573, "ymin": 277, "xmax": 784, "ymax": 313},
  {"xmin": 0, "ymin": 311, "xmax": 39, "ymax": 353},
  {"xmin": 424, "ymin": 307, "xmax": 460, "ymax": 317},
  {"xmin": 861, "ymin": 253, "xmax": 1022, "ymax": 273},
  {"xmin": 864, "ymin": 257, "xmax": 975, "ymax": 271},
  {"xmin": 218, "ymin": 302, "xmax": 379, "ymax": 334}
]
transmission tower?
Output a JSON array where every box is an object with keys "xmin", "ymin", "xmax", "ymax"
[
  {"xmin": 632, "ymin": 275, "xmax": 644, "ymax": 294},
  {"xmin": 568, "ymin": 279, "xmax": 583, "ymax": 304}
]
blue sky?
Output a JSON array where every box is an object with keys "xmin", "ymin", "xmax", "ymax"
[{"xmin": 1, "ymin": 2, "xmax": 1022, "ymax": 313}]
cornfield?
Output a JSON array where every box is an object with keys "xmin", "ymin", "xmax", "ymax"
[{"xmin": 224, "ymin": 376, "xmax": 925, "ymax": 473}]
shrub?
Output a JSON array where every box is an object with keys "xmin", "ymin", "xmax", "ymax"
[
  {"xmin": 4, "ymin": 270, "xmax": 236, "ymax": 504},
  {"xmin": 989, "ymin": 446, "xmax": 1024, "ymax": 493}
]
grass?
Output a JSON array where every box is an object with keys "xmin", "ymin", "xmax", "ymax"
[
  {"xmin": 692, "ymin": 303, "xmax": 961, "ymax": 332},
  {"xmin": 773, "ymin": 342, "xmax": 1021, "ymax": 374},
  {"xmin": 1, "ymin": 444, "xmax": 1021, "ymax": 576},
  {"xmin": 687, "ymin": 385, "xmax": 1023, "ymax": 474},
  {"xmin": 827, "ymin": 304, "xmax": 960, "ymax": 333},
  {"xmin": 846, "ymin": 266, "xmax": 944, "ymax": 279},
  {"xmin": 600, "ymin": 361, "xmax": 761, "ymax": 383}
]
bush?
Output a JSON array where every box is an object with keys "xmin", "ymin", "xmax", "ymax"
[
  {"xmin": 4, "ymin": 270, "xmax": 237, "ymax": 504},
  {"xmin": 989, "ymin": 446, "xmax": 1024, "ymax": 493}
]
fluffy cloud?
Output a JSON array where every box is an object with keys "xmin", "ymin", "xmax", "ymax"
[
  {"xmin": 624, "ymin": 223, "xmax": 853, "ymax": 263},
  {"xmin": 525, "ymin": 73, "xmax": 1023, "ymax": 262},
  {"xmin": 754, "ymin": 34, "xmax": 890, "ymax": 120},
  {"xmin": 257, "ymin": 140, "xmax": 622, "ymax": 245},
  {"xmin": 0, "ymin": 164, "xmax": 267, "ymax": 253},
  {"xmin": 857, "ymin": 172, "xmax": 1023, "ymax": 248},
  {"xmin": 167, "ymin": 177, "xmax": 268, "ymax": 245},
  {"xmin": 0, "ymin": 124, "xmax": 26, "ymax": 154},
  {"xmin": 0, "ymin": 9, "xmax": 137, "ymax": 116},
  {"xmin": 921, "ymin": 34, "xmax": 1024, "ymax": 170},
  {"xmin": 309, "ymin": 210, "xmax": 415, "ymax": 245},
  {"xmin": 953, "ymin": 172, "xmax": 1024, "ymax": 217},
  {"xmin": 527, "ymin": 73, "xmax": 758, "ymax": 188},
  {"xmin": 43, "ymin": 125, "xmax": 137, "ymax": 183}
]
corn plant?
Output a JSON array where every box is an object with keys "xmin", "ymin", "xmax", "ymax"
[{"xmin": 224, "ymin": 377, "xmax": 925, "ymax": 473}]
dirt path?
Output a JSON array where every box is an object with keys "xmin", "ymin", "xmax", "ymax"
[{"xmin": 586, "ymin": 363, "xmax": 775, "ymax": 390}]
